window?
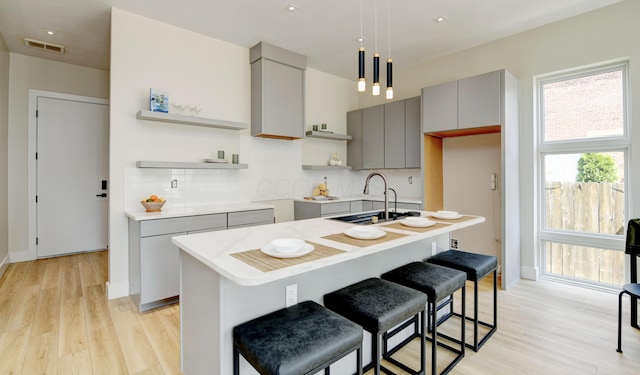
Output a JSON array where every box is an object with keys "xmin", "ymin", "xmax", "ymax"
[{"xmin": 536, "ymin": 61, "xmax": 629, "ymax": 288}]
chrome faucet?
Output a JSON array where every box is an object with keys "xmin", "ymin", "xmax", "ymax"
[{"xmin": 363, "ymin": 172, "xmax": 389, "ymax": 221}]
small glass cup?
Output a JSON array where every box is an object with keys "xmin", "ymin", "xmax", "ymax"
[
  {"xmin": 312, "ymin": 124, "xmax": 319, "ymax": 131},
  {"xmin": 218, "ymin": 150, "xmax": 225, "ymax": 159},
  {"xmin": 232, "ymin": 154, "xmax": 239, "ymax": 164},
  {"xmin": 321, "ymin": 123, "xmax": 327, "ymax": 130}
]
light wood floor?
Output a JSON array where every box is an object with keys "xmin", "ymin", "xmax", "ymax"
[{"xmin": 1, "ymin": 251, "xmax": 640, "ymax": 374}]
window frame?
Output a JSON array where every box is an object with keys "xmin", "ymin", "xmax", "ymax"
[{"xmin": 535, "ymin": 60, "xmax": 631, "ymax": 286}]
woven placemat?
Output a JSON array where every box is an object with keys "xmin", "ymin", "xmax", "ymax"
[
  {"xmin": 381, "ymin": 221, "xmax": 452, "ymax": 233},
  {"xmin": 230, "ymin": 242, "xmax": 344, "ymax": 273},
  {"xmin": 322, "ymin": 230, "xmax": 408, "ymax": 247}
]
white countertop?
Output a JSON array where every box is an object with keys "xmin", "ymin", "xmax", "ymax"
[
  {"xmin": 294, "ymin": 194, "xmax": 422, "ymax": 205},
  {"xmin": 172, "ymin": 211, "xmax": 483, "ymax": 286},
  {"xmin": 124, "ymin": 202, "xmax": 275, "ymax": 221}
]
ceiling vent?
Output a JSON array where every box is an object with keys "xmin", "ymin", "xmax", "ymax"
[{"xmin": 23, "ymin": 38, "xmax": 65, "ymax": 54}]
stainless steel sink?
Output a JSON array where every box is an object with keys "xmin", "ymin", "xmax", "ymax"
[{"xmin": 328, "ymin": 210, "xmax": 417, "ymax": 225}]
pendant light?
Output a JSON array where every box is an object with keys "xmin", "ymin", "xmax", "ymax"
[
  {"xmin": 372, "ymin": 0, "xmax": 380, "ymax": 96},
  {"xmin": 385, "ymin": 0, "xmax": 394, "ymax": 99},
  {"xmin": 357, "ymin": 0, "xmax": 366, "ymax": 92}
]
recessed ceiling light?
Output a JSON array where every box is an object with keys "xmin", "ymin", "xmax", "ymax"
[
  {"xmin": 44, "ymin": 29, "xmax": 56, "ymax": 35},
  {"xmin": 433, "ymin": 16, "xmax": 447, "ymax": 23},
  {"xmin": 285, "ymin": 4, "xmax": 299, "ymax": 12}
]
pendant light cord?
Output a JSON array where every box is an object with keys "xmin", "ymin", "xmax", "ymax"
[
  {"xmin": 360, "ymin": 0, "xmax": 363, "ymax": 47},
  {"xmin": 387, "ymin": 0, "xmax": 391, "ymax": 56},
  {"xmin": 374, "ymin": 0, "xmax": 378, "ymax": 52}
]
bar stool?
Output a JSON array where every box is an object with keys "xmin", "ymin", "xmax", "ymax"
[
  {"xmin": 233, "ymin": 301, "xmax": 363, "ymax": 375},
  {"xmin": 381, "ymin": 262, "xmax": 466, "ymax": 375},
  {"xmin": 426, "ymin": 249, "xmax": 498, "ymax": 352},
  {"xmin": 324, "ymin": 278, "xmax": 428, "ymax": 375}
]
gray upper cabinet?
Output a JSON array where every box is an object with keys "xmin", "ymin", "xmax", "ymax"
[
  {"xmin": 250, "ymin": 42, "xmax": 306, "ymax": 140},
  {"xmin": 404, "ymin": 96, "xmax": 421, "ymax": 168},
  {"xmin": 362, "ymin": 104, "xmax": 385, "ymax": 169},
  {"xmin": 347, "ymin": 109, "xmax": 363, "ymax": 170},
  {"xmin": 422, "ymin": 70, "xmax": 503, "ymax": 133},
  {"xmin": 458, "ymin": 70, "xmax": 501, "ymax": 129},
  {"xmin": 348, "ymin": 97, "xmax": 420, "ymax": 170},
  {"xmin": 422, "ymin": 81, "xmax": 457, "ymax": 133},
  {"xmin": 384, "ymin": 100, "xmax": 405, "ymax": 169}
]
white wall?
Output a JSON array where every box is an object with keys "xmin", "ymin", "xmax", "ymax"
[
  {"xmin": 7, "ymin": 54, "xmax": 108, "ymax": 263},
  {"xmin": 394, "ymin": 0, "xmax": 640, "ymax": 279},
  {"xmin": 0, "ymin": 33, "xmax": 9, "ymax": 276},
  {"xmin": 109, "ymin": 8, "xmax": 371, "ymax": 298}
]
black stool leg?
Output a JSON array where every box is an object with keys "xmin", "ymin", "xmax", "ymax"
[
  {"xmin": 461, "ymin": 285, "xmax": 466, "ymax": 357},
  {"xmin": 233, "ymin": 345, "xmax": 240, "ymax": 375},
  {"xmin": 473, "ymin": 279, "xmax": 479, "ymax": 351},
  {"xmin": 431, "ymin": 301, "xmax": 437, "ymax": 375},
  {"xmin": 618, "ymin": 290, "xmax": 625, "ymax": 353}
]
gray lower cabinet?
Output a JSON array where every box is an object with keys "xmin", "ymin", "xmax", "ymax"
[
  {"xmin": 129, "ymin": 208, "xmax": 274, "ymax": 311},
  {"xmin": 228, "ymin": 209, "xmax": 275, "ymax": 229},
  {"xmin": 294, "ymin": 200, "xmax": 419, "ymax": 220},
  {"xmin": 366, "ymin": 200, "xmax": 421, "ymax": 211},
  {"xmin": 294, "ymin": 201, "xmax": 351, "ymax": 220}
]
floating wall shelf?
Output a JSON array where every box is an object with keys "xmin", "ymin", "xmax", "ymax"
[
  {"xmin": 305, "ymin": 131, "xmax": 352, "ymax": 141},
  {"xmin": 136, "ymin": 161, "xmax": 248, "ymax": 169},
  {"xmin": 301, "ymin": 165, "xmax": 352, "ymax": 171},
  {"xmin": 136, "ymin": 110, "xmax": 248, "ymax": 130}
]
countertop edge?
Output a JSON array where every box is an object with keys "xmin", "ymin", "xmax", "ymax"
[{"xmin": 124, "ymin": 202, "xmax": 275, "ymax": 221}]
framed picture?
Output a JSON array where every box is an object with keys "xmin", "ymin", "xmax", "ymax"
[{"xmin": 150, "ymin": 88, "xmax": 169, "ymax": 113}]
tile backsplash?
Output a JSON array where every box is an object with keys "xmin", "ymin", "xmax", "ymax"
[{"xmin": 124, "ymin": 166, "xmax": 422, "ymax": 211}]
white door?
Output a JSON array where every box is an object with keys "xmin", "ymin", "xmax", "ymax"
[{"xmin": 36, "ymin": 97, "xmax": 109, "ymax": 257}]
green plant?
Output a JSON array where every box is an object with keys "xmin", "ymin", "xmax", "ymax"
[{"xmin": 576, "ymin": 153, "xmax": 618, "ymax": 182}]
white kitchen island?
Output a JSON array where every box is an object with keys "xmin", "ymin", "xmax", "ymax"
[{"xmin": 172, "ymin": 211, "xmax": 484, "ymax": 375}]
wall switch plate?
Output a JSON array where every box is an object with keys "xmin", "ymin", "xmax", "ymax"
[
  {"xmin": 286, "ymin": 284, "xmax": 297, "ymax": 307},
  {"xmin": 450, "ymin": 238, "xmax": 459, "ymax": 249}
]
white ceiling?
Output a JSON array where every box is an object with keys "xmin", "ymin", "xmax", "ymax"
[{"xmin": 0, "ymin": 0, "xmax": 623, "ymax": 80}]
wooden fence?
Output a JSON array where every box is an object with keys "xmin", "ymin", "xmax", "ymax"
[{"xmin": 545, "ymin": 181, "xmax": 625, "ymax": 286}]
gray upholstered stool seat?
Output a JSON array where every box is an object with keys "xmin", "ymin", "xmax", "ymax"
[
  {"xmin": 426, "ymin": 249, "xmax": 498, "ymax": 351},
  {"xmin": 233, "ymin": 300, "xmax": 363, "ymax": 375},
  {"xmin": 324, "ymin": 278, "xmax": 428, "ymax": 375},
  {"xmin": 382, "ymin": 262, "xmax": 466, "ymax": 375}
]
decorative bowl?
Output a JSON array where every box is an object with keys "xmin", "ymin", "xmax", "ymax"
[
  {"xmin": 141, "ymin": 200, "xmax": 166, "ymax": 212},
  {"xmin": 436, "ymin": 210, "xmax": 458, "ymax": 218},
  {"xmin": 270, "ymin": 238, "xmax": 305, "ymax": 254}
]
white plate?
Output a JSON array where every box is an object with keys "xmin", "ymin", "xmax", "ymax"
[
  {"xmin": 260, "ymin": 243, "xmax": 314, "ymax": 258},
  {"xmin": 431, "ymin": 212, "xmax": 462, "ymax": 220},
  {"xmin": 344, "ymin": 228, "xmax": 386, "ymax": 240},
  {"xmin": 401, "ymin": 217, "xmax": 436, "ymax": 228},
  {"xmin": 205, "ymin": 158, "xmax": 229, "ymax": 163}
]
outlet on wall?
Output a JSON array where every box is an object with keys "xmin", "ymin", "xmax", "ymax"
[
  {"xmin": 285, "ymin": 284, "xmax": 297, "ymax": 307},
  {"xmin": 450, "ymin": 238, "xmax": 459, "ymax": 249}
]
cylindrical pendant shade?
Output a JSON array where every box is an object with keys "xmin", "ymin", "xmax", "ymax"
[
  {"xmin": 358, "ymin": 47, "xmax": 366, "ymax": 92},
  {"xmin": 358, "ymin": 48, "xmax": 365, "ymax": 79},
  {"xmin": 373, "ymin": 53, "xmax": 380, "ymax": 84},
  {"xmin": 373, "ymin": 53, "xmax": 380, "ymax": 95},
  {"xmin": 386, "ymin": 58, "xmax": 393, "ymax": 88},
  {"xmin": 386, "ymin": 58, "xmax": 393, "ymax": 99}
]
